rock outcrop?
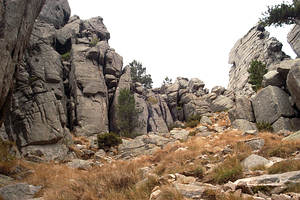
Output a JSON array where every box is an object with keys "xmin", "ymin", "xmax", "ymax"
[
  {"xmin": 228, "ymin": 24, "xmax": 288, "ymax": 96},
  {"xmin": 288, "ymin": 20, "xmax": 300, "ymax": 57},
  {"xmin": 0, "ymin": 0, "xmax": 45, "ymax": 125}
]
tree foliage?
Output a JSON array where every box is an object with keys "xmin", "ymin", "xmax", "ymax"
[
  {"xmin": 248, "ymin": 60, "xmax": 268, "ymax": 92},
  {"xmin": 162, "ymin": 76, "xmax": 173, "ymax": 85},
  {"xmin": 97, "ymin": 132, "xmax": 122, "ymax": 150},
  {"xmin": 117, "ymin": 88, "xmax": 142, "ymax": 137},
  {"xmin": 129, "ymin": 60, "xmax": 153, "ymax": 89},
  {"xmin": 260, "ymin": 0, "xmax": 300, "ymax": 27}
]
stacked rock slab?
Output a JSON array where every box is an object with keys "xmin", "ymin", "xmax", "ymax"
[
  {"xmin": 228, "ymin": 24, "xmax": 288, "ymax": 96},
  {"xmin": 0, "ymin": 0, "xmax": 45, "ymax": 124}
]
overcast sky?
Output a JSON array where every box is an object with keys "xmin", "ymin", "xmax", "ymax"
[{"xmin": 68, "ymin": 0, "xmax": 296, "ymax": 89}]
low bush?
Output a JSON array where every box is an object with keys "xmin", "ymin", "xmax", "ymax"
[
  {"xmin": 256, "ymin": 121, "xmax": 273, "ymax": 132},
  {"xmin": 97, "ymin": 132, "xmax": 122, "ymax": 150},
  {"xmin": 267, "ymin": 159, "xmax": 300, "ymax": 174}
]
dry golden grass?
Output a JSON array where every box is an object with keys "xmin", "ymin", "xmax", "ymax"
[
  {"xmin": 258, "ymin": 132, "xmax": 300, "ymax": 158},
  {"xmin": 267, "ymin": 159, "xmax": 300, "ymax": 174},
  {"xmin": 158, "ymin": 185, "xmax": 184, "ymax": 200},
  {"xmin": 23, "ymin": 157, "xmax": 156, "ymax": 200},
  {"xmin": 16, "ymin": 125, "xmax": 294, "ymax": 200}
]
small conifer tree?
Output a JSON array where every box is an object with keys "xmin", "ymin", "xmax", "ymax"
[{"xmin": 248, "ymin": 60, "xmax": 268, "ymax": 92}]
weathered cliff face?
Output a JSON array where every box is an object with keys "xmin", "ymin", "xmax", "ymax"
[
  {"xmin": 228, "ymin": 25, "xmax": 289, "ymax": 96},
  {"xmin": 227, "ymin": 25, "xmax": 300, "ymax": 133},
  {"xmin": 0, "ymin": 0, "xmax": 45, "ymax": 125}
]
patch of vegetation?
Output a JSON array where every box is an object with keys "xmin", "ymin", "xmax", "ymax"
[
  {"xmin": 286, "ymin": 182, "xmax": 300, "ymax": 193},
  {"xmin": 260, "ymin": 1, "xmax": 300, "ymax": 27},
  {"xmin": 147, "ymin": 96, "xmax": 158, "ymax": 105},
  {"xmin": 162, "ymin": 76, "xmax": 173, "ymax": 85},
  {"xmin": 129, "ymin": 60, "xmax": 153, "ymax": 89},
  {"xmin": 210, "ymin": 156, "xmax": 243, "ymax": 184},
  {"xmin": 0, "ymin": 138, "xmax": 17, "ymax": 175},
  {"xmin": 117, "ymin": 88, "xmax": 143, "ymax": 138},
  {"xmin": 168, "ymin": 123, "xmax": 184, "ymax": 131},
  {"xmin": 182, "ymin": 165, "xmax": 204, "ymax": 179},
  {"xmin": 267, "ymin": 159, "xmax": 300, "ymax": 174},
  {"xmin": 159, "ymin": 186, "xmax": 184, "ymax": 200},
  {"xmin": 259, "ymin": 141, "xmax": 300, "ymax": 158},
  {"xmin": 188, "ymin": 130, "xmax": 198, "ymax": 137},
  {"xmin": 187, "ymin": 114, "xmax": 202, "ymax": 122},
  {"xmin": 61, "ymin": 51, "xmax": 71, "ymax": 61},
  {"xmin": 184, "ymin": 120, "xmax": 199, "ymax": 128},
  {"xmin": 251, "ymin": 185, "xmax": 272, "ymax": 195},
  {"xmin": 97, "ymin": 132, "xmax": 122, "ymax": 150},
  {"xmin": 184, "ymin": 114, "xmax": 202, "ymax": 128},
  {"xmin": 248, "ymin": 60, "xmax": 268, "ymax": 92},
  {"xmin": 89, "ymin": 37, "xmax": 99, "ymax": 47},
  {"xmin": 176, "ymin": 106, "xmax": 183, "ymax": 111},
  {"xmin": 256, "ymin": 121, "xmax": 273, "ymax": 132}
]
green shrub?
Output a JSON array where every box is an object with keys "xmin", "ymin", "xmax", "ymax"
[
  {"xmin": 187, "ymin": 114, "xmax": 202, "ymax": 123},
  {"xmin": 184, "ymin": 120, "xmax": 199, "ymax": 128},
  {"xmin": 256, "ymin": 121, "xmax": 273, "ymax": 132},
  {"xmin": 61, "ymin": 52, "xmax": 71, "ymax": 61},
  {"xmin": 117, "ymin": 88, "xmax": 143, "ymax": 138},
  {"xmin": 97, "ymin": 132, "xmax": 122, "ymax": 150},
  {"xmin": 248, "ymin": 60, "xmax": 268, "ymax": 92},
  {"xmin": 260, "ymin": 1, "xmax": 300, "ymax": 27},
  {"xmin": 89, "ymin": 37, "xmax": 99, "ymax": 47}
]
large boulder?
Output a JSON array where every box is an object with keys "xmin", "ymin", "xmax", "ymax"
[
  {"xmin": 232, "ymin": 119, "xmax": 257, "ymax": 132},
  {"xmin": 228, "ymin": 24, "xmax": 288, "ymax": 95},
  {"xmin": 0, "ymin": 183, "xmax": 41, "ymax": 200},
  {"xmin": 252, "ymin": 86, "xmax": 295, "ymax": 124},
  {"xmin": 262, "ymin": 70, "xmax": 285, "ymax": 88},
  {"xmin": 0, "ymin": 0, "xmax": 45, "ymax": 125},
  {"xmin": 210, "ymin": 95, "xmax": 234, "ymax": 112},
  {"xmin": 38, "ymin": 0, "xmax": 71, "ymax": 29},
  {"xmin": 287, "ymin": 64, "xmax": 300, "ymax": 110},
  {"xmin": 228, "ymin": 95, "xmax": 255, "ymax": 122}
]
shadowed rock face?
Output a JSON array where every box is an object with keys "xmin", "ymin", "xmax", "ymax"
[{"xmin": 0, "ymin": 0, "xmax": 45, "ymax": 125}]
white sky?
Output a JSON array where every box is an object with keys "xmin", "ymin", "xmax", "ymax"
[{"xmin": 68, "ymin": 0, "xmax": 296, "ymax": 89}]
